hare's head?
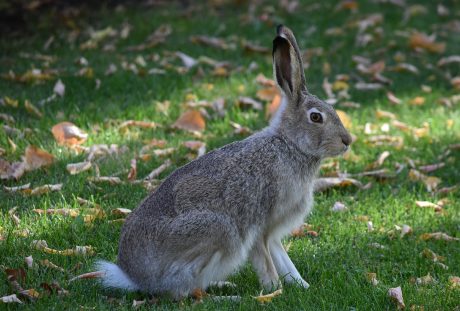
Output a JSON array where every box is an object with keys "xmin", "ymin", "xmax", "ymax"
[{"xmin": 270, "ymin": 25, "xmax": 352, "ymax": 159}]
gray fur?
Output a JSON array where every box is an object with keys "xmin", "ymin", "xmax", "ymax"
[{"xmin": 97, "ymin": 25, "xmax": 351, "ymax": 299}]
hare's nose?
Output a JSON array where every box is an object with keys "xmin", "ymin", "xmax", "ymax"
[{"xmin": 341, "ymin": 134, "xmax": 352, "ymax": 146}]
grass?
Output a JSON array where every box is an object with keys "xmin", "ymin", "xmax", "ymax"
[{"xmin": 1, "ymin": 0, "xmax": 459, "ymax": 309}]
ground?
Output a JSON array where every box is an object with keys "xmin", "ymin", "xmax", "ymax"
[{"xmin": 0, "ymin": 0, "xmax": 459, "ymax": 310}]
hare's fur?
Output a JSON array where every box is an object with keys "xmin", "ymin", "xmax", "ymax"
[{"xmin": 97, "ymin": 25, "xmax": 351, "ymax": 299}]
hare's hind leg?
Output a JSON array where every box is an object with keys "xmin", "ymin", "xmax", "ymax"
[
  {"xmin": 269, "ymin": 239, "xmax": 310, "ymax": 289},
  {"xmin": 250, "ymin": 240, "xmax": 281, "ymax": 291}
]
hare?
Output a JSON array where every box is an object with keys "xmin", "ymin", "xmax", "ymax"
[{"xmin": 96, "ymin": 25, "xmax": 351, "ymax": 299}]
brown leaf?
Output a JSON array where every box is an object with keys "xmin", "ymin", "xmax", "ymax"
[
  {"xmin": 190, "ymin": 35, "xmax": 235, "ymax": 50},
  {"xmin": 111, "ymin": 208, "xmax": 132, "ymax": 217},
  {"xmin": 39, "ymin": 259, "xmax": 65, "ymax": 272},
  {"xmin": 237, "ymin": 97, "xmax": 263, "ymax": 110},
  {"xmin": 24, "ymin": 100, "xmax": 43, "ymax": 118},
  {"xmin": 27, "ymin": 183, "xmax": 63, "ymax": 196},
  {"xmin": 419, "ymin": 232, "xmax": 459, "ymax": 241},
  {"xmin": 127, "ymin": 158, "xmax": 137, "ymax": 181},
  {"xmin": 366, "ymin": 272, "xmax": 379, "ymax": 286},
  {"xmin": 0, "ymin": 159, "xmax": 26, "ymax": 180},
  {"xmin": 242, "ymin": 40, "xmax": 270, "ymax": 54},
  {"xmin": 172, "ymin": 110, "xmax": 205, "ymax": 132},
  {"xmin": 421, "ymin": 248, "xmax": 445, "ymax": 262},
  {"xmin": 336, "ymin": 110, "xmax": 352, "ymax": 129},
  {"xmin": 24, "ymin": 145, "xmax": 54, "ymax": 171},
  {"xmin": 88, "ymin": 176, "xmax": 122, "ymax": 185},
  {"xmin": 387, "ymin": 92, "xmax": 402, "ymax": 105},
  {"xmin": 51, "ymin": 122, "xmax": 88, "ymax": 146},
  {"xmin": 69, "ymin": 271, "xmax": 104, "ymax": 282},
  {"xmin": 34, "ymin": 242, "xmax": 95, "ymax": 256},
  {"xmin": 375, "ymin": 110, "xmax": 396, "ymax": 120},
  {"xmin": 409, "ymin": 96, "xmax": 425, "ymax": 106},
  {"xmin": 33, "ymin": 208, "xmax": 79, "ymax": 217},
  {"xmin": 255, "ymin": 73, "xmax": 276, "ymax": 87},
  {"xmin": 314, "ymin": 177, "xmax": 363, "ymax": 192},
  {"xmin": 291, "ymin": 223, "xmax": 314, "ymax": 237},
  {"xmin": 415, "ymin": 273, "xmax": 435, "ymax": 285},
  {"xmin": 366, "ymin": 151, "xmax": 391, "ymax": 170},
  {"xmin": 388, "ymin": 286, "xmax": 405, "ymax": 309},
  {"xmin": 144, "ymin": 159, "xmax": 171, "ymax": 181},
  {"xmin": 415, "ymin": 200, "xmax": 443, "ymax": 212},
  {"xmin": 253, "ymin": 288, "xmax": 283, "ymax": 303},
  {"xmin": 409, "ymin": 32, "xmax": 446, "ymax": 53},
  {"xmin": 183, "ymin": 141, "xmax": 206, "ymax": 157},
  {"xmin": 408, "ymin": 169, "xmax": 441, "ymax": 192},
  {"xmin": 119, "ymin": 120, "xmax": 157, "ymax": 130},
  {"xmin": 256, "ymin": 87, "xmax": 279, "ymax": 101},
  {"xmin": 449, "ymin": 276, "xmax": 460, "ymax": 289},
  {"xmin": 437, "ymin": 55, "xmax": 460, "ymax": 67},
  {"xmin": 40, "ymin": 281, "xmax": 68, "ymax": 296},
  {"xmin": 66, "ymin": 161, "xmax": 92, "ymax": 175}
]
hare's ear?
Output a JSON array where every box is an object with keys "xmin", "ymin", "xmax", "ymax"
[{"xmin": 272, "ymin": 25, "xmax": 307, "ymax": 103}]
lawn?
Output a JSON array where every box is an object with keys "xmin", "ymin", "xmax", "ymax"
[{"xmin": 0, "ymin": 0, "xmax": 459, "ymax": 309}]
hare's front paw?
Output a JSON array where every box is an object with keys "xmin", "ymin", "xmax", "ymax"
[{"xmin": 297, "ymin": 278, "xmax": 310, "ymax": 289}]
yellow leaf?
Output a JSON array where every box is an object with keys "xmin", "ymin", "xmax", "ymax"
[
  {"xmin": 253, "ymin": 288, "xmax": 282, "ymax": 303},
  {"xmin": 336, "ymin": 110, "xmax": 352, "ymax": 129}
]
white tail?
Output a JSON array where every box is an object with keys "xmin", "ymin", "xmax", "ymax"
[{"xmin": 95, "ymin": 260, "xmax": 139, "ymax": 291}]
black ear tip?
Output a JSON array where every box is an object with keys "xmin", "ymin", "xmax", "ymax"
[{"xmin": 276, "ymin": 24, "xmax": 285, "ymax": 35}]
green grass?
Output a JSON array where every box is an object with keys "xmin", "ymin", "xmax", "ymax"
[{"xmin": 1, "ymin": 0, "xmax": 459, "ymax": 309}]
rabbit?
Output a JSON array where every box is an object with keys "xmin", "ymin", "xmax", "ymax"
[{"xmin": 96, "ymin": 25, "xmax": 352, "ymax": 299}]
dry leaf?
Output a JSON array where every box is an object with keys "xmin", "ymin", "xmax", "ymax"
[
  {"xmin": 144, "ymin": 159, "xmax": 171, "ymax": 181},
  {"xmin": 366, "ymin": 272, "xmax": 379, "ymax": 286},
  {"xmin": 449, "ymin": 276, "xmax": 460, "ymax": 289},
  {"xmin": 409, "ymin": 96, "xmax": 425, "ymax": 106},
  {"xmin": 111, "ymin": 208, "xmax": 132, "ymax": 217},
  {"xmin": 132, "ymin": 299, "xmax": 146, "ymax": 308},
  {"xmin": 237, "ymin": 97, "xmax": 263, "ymax": 110},
  {"xmin": 388, "ymin": 286, "xmax": 405, "ymax": 309},
  {"xmin": 88, "ymin": 176, "xmax": 122, "ymax": 185},
  {"xmin": 0, "ymin": 294, "xmax": 23, "ymax": 304},
  {"xmin": 24, "ymin": 100, "xmax": 43, "ymax": 118},
  {"xmin": 3, "ymin": 96, "xmax": 19, "ymax": 107},
  {"xmin": 53, "ymin": 79, "xmax": 65, "ymax": 97},
  {"xmin": 418, "ymin": 162, "xmax": 445, "ymax": 173},
  {"xmin": 415, "ymin": 273, "xmax": 435, "ymax": 285},
  {"xmin": 253, "ymin": 288, "xmax": 283, "ymax": 303},
  {"xmin": 376, "ymin": 109, "xmax": 396, "ymax": 119},
  {"xmin": 314, "ymin": 177, "xmax": 363, "ymax": 192},
  {"xmin": 27, "ymin": 183, "xmax": 63, "ymax": 196},
  {"xmin": 40, "ymin": 281, "xmax": 68, "ymax": 296},
  {"xmin": 291, "ymin": 223, "xmax": 314, "ymax": 237},
  {"xmin": 69, "ymin": 271, "xmax": 104, "ymax": 282},
  {"xmin": 256, "ymin": 87, "xmax": 279, "ymax": 101},
  {"xmin": 415, "ymin": 200, "xmax": 442, "ymax": 212},
  {"xmin": 190, "ymin": 35, "xmax": 235, "ymax": 50},
  {"xmin": 421, "ymin": 248, "xmax": 445, "ymax": 262},
  {"xmin": 39, "ymin": 259, "xmax": 65, "ymax": 272},
  {"xmin": 183, "ymin": 141, "xmax": 206, "ymax": 157},
  {"xmin": 175, "ymin": 52, "xmax": 197, "ymax": 69},
  {"xmin": 409, "ymin": 32, "xmax": 446, "ymax": 53},
  {"xmin": 266, "ymin": 94, "xmax": 281, "ymax": 120},
  {"xmin": 400, "ymin": 224, "xmax": 412, "ymax": 238},
  {"xmin": 355, "ymin": 82, "xmax": 384, "ymax": 90},
  {"xmin": 67, "ymin": 161, "xmax": 92, "ymax": 175},
  {"xmin": 419, "ymin": 232, "xmax": 459, "ymax": 241},
  {"xmin": 24, "ymin": 256, "xmax": 33, "ymax": 268},
  {"xmin": 437, "ymin": 55, "xmax": 460, "ymax": 67},
  {"xmin": 387, "ymin": 92, "xmax": 402, "ymax": 105},
  {"xmin": 409, "ymin": 169, "xmax": 441, "ymax": 192},
  {"xmin": 127, "ymin": 158, "xmax": 137, "ymax": 181},
  {"xmin": 0, "ymin": 159, "xmax": 26, "ymax": 180},
  {"xmin": 23, "ymin": 145, "xmax": 54, "ymax": 171},
  {"xmin": 172, "ymin": 110, "xmax": 205, "ymax": 132},
  {"xmin": 34, "ymin": 242, "xmax": 95, "ymax": 256},
  {"xmin": 52, "ymin": 122, "xmax": 88, "ymax": 146},
  {"xmin": 119, "ymin": 120, "xmax": 157, "ymax": 130},
  {"xmin": 331, "ymin": 201, "xmax": 347, "ymax": 212},
  {"xmin": 33, "ymin": 208, "xmax": 79, "ymax": 217}
]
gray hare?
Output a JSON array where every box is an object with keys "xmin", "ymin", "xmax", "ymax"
[{"xmin": 97, "ymin": 25, "xmax": 351, "ymax": 299}]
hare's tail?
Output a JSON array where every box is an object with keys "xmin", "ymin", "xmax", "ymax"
[{"xmin": 95, "ymin": 260, "xmax": 139, "ymax": 291}]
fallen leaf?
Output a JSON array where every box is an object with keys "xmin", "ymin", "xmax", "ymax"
[
  {"xmin": 421, "ymin": 248, "xmax": 445, "ymax": 262},
  {"xmin": 331, "ymin": 201, "xmax": 347, "ymax": 212},
  {"xmin": 366, "ymin": 135, "xmax": 404, "ymax": 148},
  {"xmin": 3, "ymin": 96, "xmax": 19, "ymax": 107},
  {"xmin": 257, "ymin": 87, "xmax": 279, "ymax": 101},
  {"xmin": 119, "ymin": 120, "xmax": 157, "ymax": 130},
  {"xmin": 172, "ymin": 110, "xmax": 205, "ymax": 132},
  {"xmin": 237, "ymin": 96, "xmax": 263, "ymax": 110},
  {"xmin": 400, "ymin": 224, "xmax": 412, "ymax": 238},
  {"xmin": 0, "ymin": 160, "xmax": 26, "ymax": 180},
  {"xmin": 144, "ymin": 159, "xmax": 171, "ymax": 180},
  {"xmin": 253, "ymin": 288, "xmax": 283, "ymax": 303},
  {"xmin": 24, "ymin": 256, "xmax": 33, "ymax": 268},
  {"xmin": 376, "ymin": 109, "xmax": 396, "ymax": 119},
  {"xmin": 175, "ymin": 51, "xmax": 197, "ymax": 69},
  {"xmin": 367, "ymin": 151, "xmax": 391, "ymax": 170},
  {"xmin": 40, "ymin": 281, "xmax": 68, "ymax": 296},
  {"xmin": 23, "ymin": 145, "xmax": 54, "ymax": 171},
  {"xmin": 355, "ymin": 82, "xmax": 384, "ymax": 90},
  {"xmin": 409, "ymin": 169, "xmax": 441, "ymax": 192},
  {"xmin": 127, "ymin": 158, "xmax": 137, "ymax": 181},
  {"xmin": 24, "ymin": 100, "xmax": 43, "ymax": 118},
  {"xmin": 314, "ymin": 177, "xmax": 363, "ymax": 192},
  {"xmin": 291, "ymin": 223, "xmax": 314, "ymax": 237},
  {"xmin": 26, "ymin": 183, "xmax": 63, "ymax": 196},
  {"xmin": 34, "ymin": 242, "xmax": 95, "ymax": 256},
  {"xmin": 437, "ymin": 55, "xmax": 460, "ymax": 67},
  {"xmin": 418, "ymin": 162, "xmax": 445, "ymax": 173},
  {"xmin": 266, "ymin": 94, "xmax": 282, "ymax": 120},
  {"xmin": 67, "ymin": 161, "xmax": 92, "ymax": 175},
  {"xmin": 69, "ymin": 271, "xmax": 104, "ymax": 282},
  {"xmin": 336, "ymin": 110, "xmax": 352, "ymax": 129},
  {"xmin": 3, "ymin": 183, "xmax": 30, "ymax": 193},
  {"xmin": 419, "ymin": 232, "xmax": 459, "ymax": 241},
  {"xmin": 387, "ymin": 92, "xmax": 402, "ymax": 105},
  {"xmin": 0, "ymin": 294, "xmax": 23, "ymax": 304},
  {"xmin": 415, "ymin": 273, "xmax": 435, "ymax": 285},
  {"xmin": 53, "ymin": 79, "xmax": 65, "ymax": 97},
  {"xmin": 449, "ymin": 276, "xmax": 460, "ymax": 289},
  {"xmin": 33, "ymin": 208, "xmax": 80, "ymax": 217},
  {"xmin": 409, "ymin": 32, "xmax": 446, "ymax": 53},
  {"xmin": 366, "ymin": 272, "xmax": 379, "ymax": 286},
  {"xmin": 88, "ymin": 176, "xmax": 122, "ymax": 185},
  {"xmin": 388, "ymin": 286, "xmax": 405, "ymax": 309},
  {"xmin": 111, "ymin": 208, "xmax": 132, "ymax": 217},
  {"xmin": 183, "ymin": 141, "xmax": 206, "ymax": 157},
  {"xmin": 52, "ymin": 122, "xmax": 88, "ymax": 146},
  {"xmin": 409, "ymin": 96, "xmax": 425, "ymax": 106},
  {"xmin": 415, "ymin": 200, "xmax": 443, "ymax": 212},
  {"xmin": 190, "ymin": 35, "xmax": 235, "ymax": 50},
  {"xmin": 39, "ymin": 259, "xmax": 65, "ymax": 272},
  {"xmin": 368, "ymin": 242, "xmax": 386, "ymax": 249},
  {"xmin": 132, "ymin": 299, "xmax": 146, "ymax": 308}
]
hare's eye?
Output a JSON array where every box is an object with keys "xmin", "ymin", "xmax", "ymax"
[{"xmin": 310, "ymin": 112, "xmax": 323, "ymax": 123}]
